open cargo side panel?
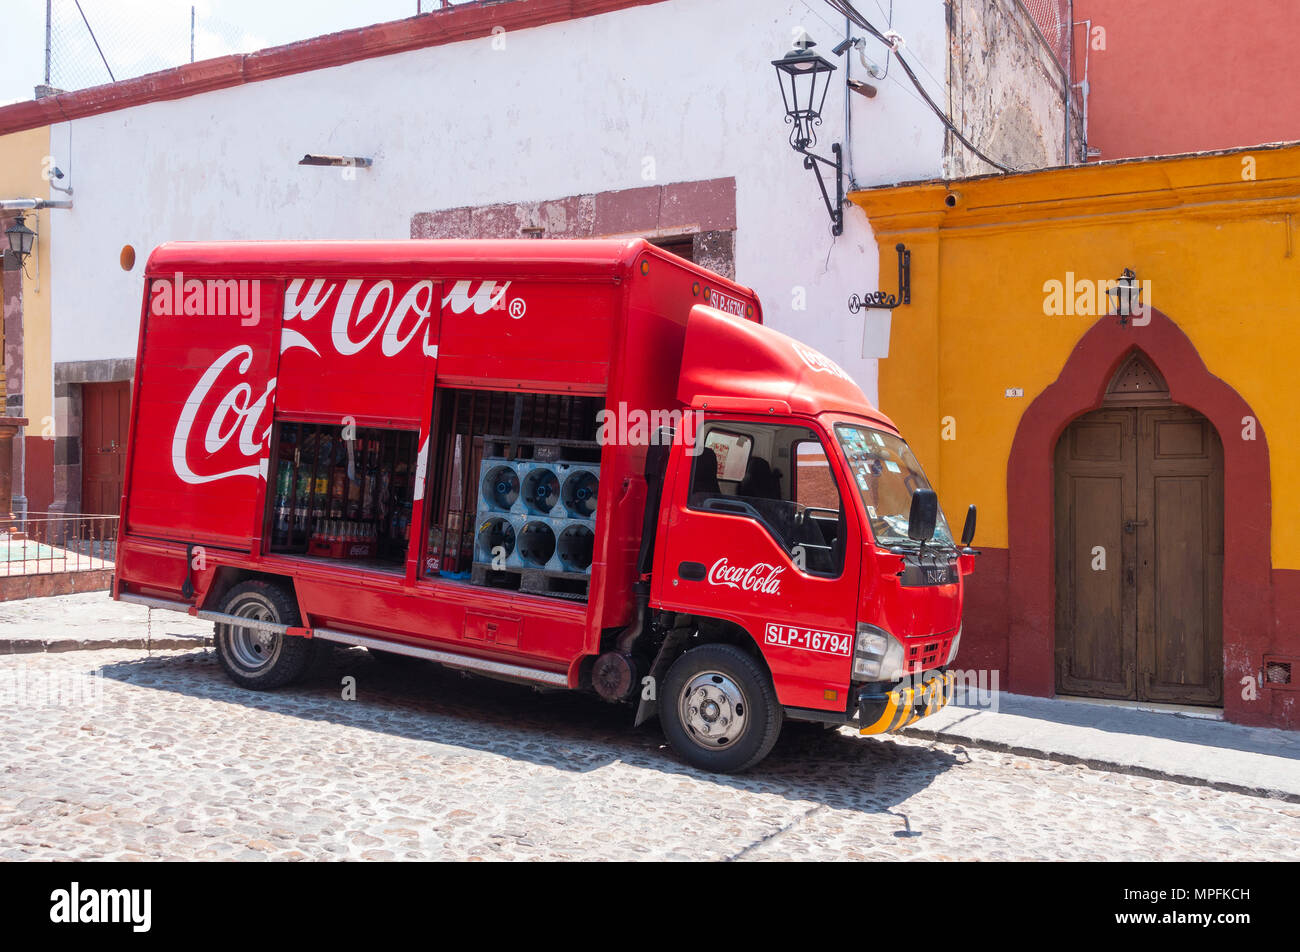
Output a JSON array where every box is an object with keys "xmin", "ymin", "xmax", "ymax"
[{"xmin": 117, "ymin": 275, "xmax": 284, "ymax": 601}]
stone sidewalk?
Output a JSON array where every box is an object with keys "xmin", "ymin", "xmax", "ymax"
[
  {"xmin": 0, "ymin": 590, "xmax": 210, "ymax": 654},
  {"xmin": 904, "ymin": 693, "xmax": 1300, "ymax": 802}
]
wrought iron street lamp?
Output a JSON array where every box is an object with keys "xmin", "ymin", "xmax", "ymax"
[
  {"xmin": 772, "ymin": 37, "xmax": 844, "ymax": 236},
  {"xmin": 4, "ymin": 214, "xmax": 36, "ymax": 265}
]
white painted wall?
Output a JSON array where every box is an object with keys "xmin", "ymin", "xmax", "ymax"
[{"xmin": 47, "ymin": 0, "xmax": 954, "ymax": 406}]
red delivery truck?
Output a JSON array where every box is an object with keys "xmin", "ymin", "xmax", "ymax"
[{"xmin": 114, "ymin": 238, "xmax": 976, "ymax": 772}]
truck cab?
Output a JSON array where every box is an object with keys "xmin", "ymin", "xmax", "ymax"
[{"xmin": 629, "ymin": 306, "xmax": 971, "ymax": 771}]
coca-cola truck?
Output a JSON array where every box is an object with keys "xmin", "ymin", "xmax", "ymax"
[{"xmin": 114, "ymin": 239, "xmax": 976, "ymax": 772}]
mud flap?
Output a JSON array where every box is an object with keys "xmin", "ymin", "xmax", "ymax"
[{"xmin": 633, "ymin": 628, "xmax": 691, "ymax": 727}]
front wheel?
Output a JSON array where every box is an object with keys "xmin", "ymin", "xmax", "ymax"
[
  {"xmin": 213, "ymin": 579, "xmax": 313, "ymax": 690},
  {"xmin": 660, "ymin": 643, "xmax": 783, "ymax": 773}
]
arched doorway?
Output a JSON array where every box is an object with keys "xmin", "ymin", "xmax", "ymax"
[{"xmin": 1053, "ymin": 352, "xmax": 1224, "ymax": 705}]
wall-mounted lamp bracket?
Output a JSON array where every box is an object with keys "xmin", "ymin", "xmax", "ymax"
[
  {"xmin": 848, "ymin": 243, "xmax": 910, "ymax": 312},
  {"xmin": 798, "ymin": 144, "xmax": 844, "ymax": 237}
]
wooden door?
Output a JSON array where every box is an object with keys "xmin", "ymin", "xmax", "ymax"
[
  {"xmin": 82, "ymin": 381, "xmax": 131, "ymax": 516},
  {"xmin": 1055, "ymin": 404, "xmax": 1223, "ymax": 705}
]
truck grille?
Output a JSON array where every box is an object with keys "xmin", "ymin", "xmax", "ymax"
[{"xmin": 904, "ymin": 635, "xmax": 952, "ymax": 673}]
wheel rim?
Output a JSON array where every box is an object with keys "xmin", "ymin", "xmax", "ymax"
[
  {"xmin": 224, "ymin": 597, "xmax": 282, "ymax": 671},
  {"xmin": 679, "ymin": 670, "xmax": 747, "ymax": 748}
]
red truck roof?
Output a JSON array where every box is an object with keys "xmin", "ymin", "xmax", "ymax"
[
  {"xmin": 146, "ymin": 238, "xmax": 699, "ymax": 281},
  {"xmin": 677, "ymin": 305, "xmax": 895, "ymax": 427}
]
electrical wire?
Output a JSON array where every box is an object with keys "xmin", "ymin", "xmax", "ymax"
[
  {"xmin": 73, "ymin": 0, "xmax": 115, "ymax": 83},
  {"xmin": 870, "ymin": 0, "xmax": 892, "ymax": 80},
  {"xmin": 824, "ymin": 0, "xmax": 1015, "ymax": 173},
  {"xmin": 798, "ymin": 0, "xmax": 853, "ymax": 47},
  {"xmin": 843, "ymin": 15, "xmax": 856, "ymax": 190}
]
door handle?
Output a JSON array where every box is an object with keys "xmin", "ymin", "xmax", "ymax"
[
  {"xmin": 678, "ymin": 561, "xmax": 707, "ymax": 581},
  {"xmin": 1123, "ymin": 519, "xmax": 1148, "ymax": 534}
]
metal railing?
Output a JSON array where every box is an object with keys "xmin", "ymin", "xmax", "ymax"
[{"xmin": 0, "ymin": 512, "xmax": 118, "ymax": 577}]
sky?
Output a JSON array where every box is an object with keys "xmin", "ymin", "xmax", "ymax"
[{"xmin": 0, "ymin": 0, "xmax": 457, "ymax": 106}]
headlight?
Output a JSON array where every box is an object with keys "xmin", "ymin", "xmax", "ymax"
[
  {"xmin": 946, "ymin": 624, "xmax": 962, "ymax": 665},
  {"xmin": 853, "ymin": 623, "xmax": 905, "ymax": 681}
]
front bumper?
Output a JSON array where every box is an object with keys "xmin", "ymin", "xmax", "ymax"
[{"xmin": 857, "ymin": 670, "xmax": 955, "ymax": 735}]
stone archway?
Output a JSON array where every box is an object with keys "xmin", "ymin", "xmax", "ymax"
[{"xmin": 1006, "ymin": 308, "xmax": 1273, "ymax": 725}]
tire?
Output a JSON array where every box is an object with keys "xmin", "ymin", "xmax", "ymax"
[
  {"xmin": 660, "ymin": 643, "xmax": 783, "ymax": 773},
  {"xmin": 213, "ymin": 579, "xmax": 313, "ymax": 690}
]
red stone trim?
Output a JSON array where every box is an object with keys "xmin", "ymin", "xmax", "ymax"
[
  {"xmin": 1006, "ymin": 309, "xmax": 1276, "ymax": 726},
  {"xmin": 411, "ymin": 178, "xmax": 738, "ymax": 240},
  {"xmin": 0, "ymin": 0, "xmax": 669, "ymax": 137}
]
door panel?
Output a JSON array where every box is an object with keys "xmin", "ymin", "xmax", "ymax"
[
  {"xmin": 83, "ymin": 381, "xmax": 131, "ymax": 516},
  {"xmin": 1055, "ymin": 410, "xmax": 1136, "ymax": 698},
  {"xmin": 652, "ymin": 417, "xmax": 862, "ymax": 712},
  {"xmin": 1137, "ymin": 407, "xmax": 1223, "ymax": 704},
  {"xmin": 1055, "ymin": 404, "xmax": 1223, "ymax": 706}
]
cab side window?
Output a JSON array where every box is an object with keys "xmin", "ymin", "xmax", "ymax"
[{"xmin": 688, "ymin": 422, "xmax": 845, "ymax": 576}]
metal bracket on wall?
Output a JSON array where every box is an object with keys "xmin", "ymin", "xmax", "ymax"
[
  {"xmin": 848, "ymin": 243, "xmax": 910, "ymax": 312},
  {"xmin": 798, "ymin": 143, "xmax": 845, "ymax": 237}
]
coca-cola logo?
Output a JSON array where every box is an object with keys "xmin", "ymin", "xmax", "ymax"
[
  {"xmin": 284, "ymin": 277, "xmax": 517, "ymax": 361},
  {"xmin": 168, "ymin": 277, "xmax": 518, "ymax": 485},
  {"xmin": 792, "ymin": 342, "xmax": 855, "ymax": 384},
  {"xmin": 171, "ymin": 345, "xmax": 277, "ymax": 485},
  {"xmin": 707, "ymin": 558, "xmax": 785, "ymax": 595}
]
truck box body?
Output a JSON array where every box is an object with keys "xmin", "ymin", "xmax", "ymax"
[
  {"xmin": 115, "ymin": 238, "xmax": 968, "ymax": 771},
  {"xmin": 119, "ymin": 240, "xmax": 762, "ymax": 676}
]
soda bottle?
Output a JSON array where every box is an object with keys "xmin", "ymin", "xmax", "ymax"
[
  {"xmin": 330, "ymin": 469, "xmax": 346, "ymax": 519},
  {"xmin": 271, "ymin": 462, "xmax": 292, "ymax": 546}
]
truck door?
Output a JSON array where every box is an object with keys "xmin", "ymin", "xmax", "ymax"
[{"xmin": 652, "ymin": 416, "xmax": 862, "ymax": 711}]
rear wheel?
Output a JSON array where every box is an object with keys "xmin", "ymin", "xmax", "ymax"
[
  {"xmin": 661, "ymin": 643, "xmax": 783, "ymax": 773},
  {"xmin": 213, "ymin": 580, "xmax": 313, "ymax": 689}
]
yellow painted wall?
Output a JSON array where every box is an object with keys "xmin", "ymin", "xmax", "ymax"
[
  {"xmin": 0, "ymin": 125, "xmax": 53, "ymax": 433},
  {"xmin": 851, "ymin": 143, "xmax": 1300, "ymax": 566}
]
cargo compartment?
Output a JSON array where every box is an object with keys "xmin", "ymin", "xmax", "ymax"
[
  {"xmin": 423, "ymin": 388, "xmax": 604, "ymax": 600},
  {"xmin": 265, "ymin": 421, "xmax": 420, "ymax": 573}
]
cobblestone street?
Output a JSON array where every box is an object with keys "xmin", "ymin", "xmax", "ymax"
[{"xmin": 2, "ymin": 645, "xmax": 1297, "ymax": 861}]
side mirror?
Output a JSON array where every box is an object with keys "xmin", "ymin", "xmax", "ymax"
[
  {"xmin": 907, "ymin": 489, "xmax": 938, "ymax": 543},
  {"xmin": 960, "ymin": 504, "xmax": 977, "ymax": 548}
]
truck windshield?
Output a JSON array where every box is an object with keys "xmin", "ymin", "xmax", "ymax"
[{"xmin": 834, "ymin": 424, "xmax": 953, "ymax": 548}]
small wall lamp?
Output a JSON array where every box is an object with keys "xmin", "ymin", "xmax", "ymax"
[
  {"xmin": 5, "ymin": 213, "xmax": 36, "ymax": 264},
  {"xmin": 1107, "ymin": 268, "xmax": 1142, "ymax": 325}
]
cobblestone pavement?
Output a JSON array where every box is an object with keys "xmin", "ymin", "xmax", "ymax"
[{"xmin": 2, "ymin": 646, "xmax": 1298, "ymax": 861}]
